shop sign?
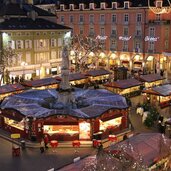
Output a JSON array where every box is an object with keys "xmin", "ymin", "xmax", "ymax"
[
  {"xmin": 119, "ymin": 36, "xmax": 131, "ymax": 41},
  {"xmin": 96, "ymin": 35, "xmax": 108, "ymax": 40},
  {"xmin": 11, "ymin": 133, "xmax": 20, "ymax": 139},
  {"xmin": 145, "ymin": 36, "xmax": 159, "ymax": 42}
]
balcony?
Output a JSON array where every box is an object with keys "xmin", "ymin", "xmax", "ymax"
[
  {"xmin": 133, "ymin": 48, "xmax": 142, "ymax": 53},
  {"xmin": 148, "ymin": 49, "xmax": 155, "ymax": 53},
  {"xmin": 89, "ymin": 32, "xmax": 95, "ymax": 37},
  {"xmin": 123, "ymin": 48, "xmax": 128, "ymax": 52},
  {"xmin": 123, "ymin": 21, "xmax": 129, "ymax": 25},
  {"xmin": 110, "ymin": 47, "xmax": 116, "ymax": 51},
  {"xmin": 79, "ymin": 21, "xmax": 84, "ymax": 25},
  {"xmin": 99, "ymin": 21, "xmax": 105, "ymax": 25}
]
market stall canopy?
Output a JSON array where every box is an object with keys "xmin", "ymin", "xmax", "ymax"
[
  {"xmin": 69, "ymin": 73, "xmax": 88, "ymax": 81},
  {"xmin": 85, "ymin": 69, "xmax": 112, "ymax": 77},
  {"xmin": 0, "ymin": 83, "xmax": 25, "ymax": 95},
  {"xmin": 142, "ymin": 84, "xmax": 171, "ymax": 96},
  {"xmin": 139, "ymin": 74, "xmax": 165, "ymax": 83},
  {"xmin": 104, "ymin": 78, "xmax": 143, "ymax": 89},
  {"xmin": 0, "ymin": 88, "xmax": 128, "ymax": 119},
  {"xmin": 21, "ymin": 77, "xmax": 60, "ymax": 88},
  {"xmin": 109, "ymin": 133, "xmax": 171, "ymax": 167}
]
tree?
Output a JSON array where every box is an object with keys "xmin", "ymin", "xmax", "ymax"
[
  {"xmin": 0, "ymin": 47, "xmax": 18, "ymax": 84},
  {"xmin": 69, "ymin": 35, "xmax": 102, "ymax": 72}
]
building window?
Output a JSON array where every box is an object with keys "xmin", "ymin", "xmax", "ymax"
[
  {"xmin": 79, "ymin": 15, "xmax": 84, "ymax": 23},
  {"xmin": 25, "ymin": 40, "xmax": 32, "ymax": 49},
  {"xmin": 156, "ymin": 14, "xmax": 161, "ymax": 21},
  {"xmin": 101, "ymin": 2, "xmax": 106, "ymax": 9},
  {"xmin": 124, "ymin": 2, "xmax": 129, "ymax": 9},
  {"xmin": 136, "ymin": 13, "xmax": 142, "ymax": 22},
  {"xmin": 79, "ymin": 27, "xmax": 84, "ymax": 34},
  {"xmin": 70, "ymin": 4, "xmax": 74, "ymax": 11},
  {"xmin": 111, "ymin": 27, "xmax": 117, "ymax": 35},
  {"xmin": 165, "ymin": 28, "xmax": 169, "ymax": 38},
  {"xmin": 111, "ymin": 14, "xmax": 117, "ymax": 23},
  {"xmin": 123, "ymin": 41, "xmax": 128, "ymax": 51},
  {"xmin": 8, "ymin": 40, "xmax": 15, "ymax": 49},
  {"xmin": 89, "ymin": 27, "xmax": 94, "ymax": 35},
  {"xmin": 100, "ymin": 27, "xmax": 105, "ymax": 36},
  {"xmin": 148, "ymin": 41, "xmax": 155, "ymax": 50},
  {"xmin": 149, "ymin": 27, "xmax": 155, "ymax": 36},
  {"xmin": 124, "ymin": 14, "xmax": 129, "ymax": 22},
  {"xmin": 100, "ymin": 14, "xmax": 105, "ymax": 24},
  {"xmin": 135, "ymin": 41, "xmax": 141, "ymax": 51},
  {"xmin": 26, "ymin": 52, "xmax": 31, "ymax": 64},
  {"xmin": 89, "ymin": 14, "xmax": 94, "ymax": 23},
  {"xmin": 156, "ymin": 1, "xmax": 162, "ymax": 7},
  {"xmin": 123, "ymin": 27, "xmax": 129, "ymax": 36},
  {"xmin": 89, "ymin": 3, "xmax": 94, "ymax": 10},
  {"xmin": 165, "ymin": 40, "xmax": 169, "ymax": 49},
  {"xmin": 112, "ymin": 2, "xmax": 117, "ymax": 9},
  {"xmin": 110, "ymin": 40, "xmax": 116, "ymax": 50},
  {"xmin": 58, "ymin": 38, "xmax": 62, "ymax": 47},
  {"xmin": 136, "ymin": 26, "xmax": 142, "ymax": 36},
  {"xmin": 51, "ymin": 51, "xmax": 57, "ymax": 59},
  {"xmin": 60, "ymin": 16, "xmax": 64, "ymax": 23},
  {"xmin": 79, "ymin": 4, "xmax": 84, "ymax": 10},
  {"xmin": 51, "ymin": 38, "xmax": 56, "ymax": 47},
  {"xmin": 70, "ymin": 15, "xmax": 74, "ymax": 23},
  {"xmin": 16, "ymin": 40, "xmax": 23, "ymax": 49}
]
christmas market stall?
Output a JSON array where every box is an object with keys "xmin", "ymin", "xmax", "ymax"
[
  {"xmin": 138, "ymin": 74, "xmax": 165, "ymax": 88},
  {"xmin": 104, "ymin": 78, "xmax": 143, "ymax": 98},
  {"xmin": 0, "ymin": 83, "xmax": 25, "ymax": 101},
  {"xmin": 106, "ymin": 133, "xmax": 171, "ymax": 171},
  {"xmin": 21, "ymin": 77, "xmax": 60, "ymax": 90},
  {"xmin": 85, "ymin": 69, "xmax": 111, "ymax": 84},
  {"xmin": 142, "ymin": 84, "xmax": 171, "ymax": 111},
  {"xmin": 0, "ymin": 88, "xmax": 129, "ymax": 142}
]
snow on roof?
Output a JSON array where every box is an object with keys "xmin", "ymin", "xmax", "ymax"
[{"xmin": 1, "ymin": 88, "xmax": 128, "ymax": 119}]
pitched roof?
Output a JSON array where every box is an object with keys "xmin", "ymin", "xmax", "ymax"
[
  {"xmin": 152, "ymin": 84, "xmax": 171, "ymax": 96},
  {"xmin": 104, "ymin": 78, "xmax": 143, "ymax": 89},
  {"xmin": 0, "ymin": 3, "xmax": 55, "ymax": 17},
  {"xmin": 0, "ymin": 83, "xmax": 25, "ymax": 95},
  {"xmin": 69, "ymin": 72, "xmax": 88, "ymax": 81},
  {"xmin": 56, "ymin": 0, "xmax": 170, "ymax": 9},
  {"xmin": 21, "ymin": 77, "xmax": 60, "ymax": 87},
  {"xmin": 139, "ymin": 74, "xmax": 165, "ymax": 83},
  {"xmin": 0, "ymin": 17, "xmax": 71, "ymax": 30},
  {"xmin": 86, "ymin": 69, "xmax": 111, "ymax": 77}
]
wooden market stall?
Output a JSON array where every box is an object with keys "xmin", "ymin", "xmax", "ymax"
[
  {"xmin": 138, "ymin": 74, "xmax": 165, "ymax": 88},
  {"xmin": 0, "ymin": 88, "xmax": 129, "ymax": 143},
  {"xmin": 68, "ymin": 73, "xmax": 88, "ymax": 87},
  {"xmin": 0, "ymin": 83, "xmax": 25, "ymax": 101},
  {"xmin": 107, "ymin": 133, "xmax": 171, "ymax": 171},
  {"xmin": 85, "ymin": 69, "xmax": 111, "ymax": 84},
  {"xmin": 142, "ymin": 84, "xmax": 171, "ymax": 109},
  {"xmin": 21, "ymin": 77, "xmax": 60, "ymax": 90},
  {"xmin": 104, "ymin": 78, "xmax": 143, "ymax": 98}
]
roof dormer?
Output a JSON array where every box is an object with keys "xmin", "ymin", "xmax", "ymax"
[
  {"xmin": 155, "ymin": 0, "xmax": 163, "ymax": 8},
  {"xmin": 124, "ymin": 1, "xmax": 130, "ymax": 9},
  {"xmin": 70, "ymin": 4, "xmax": 74, "ymax": 11},
  {"xmin": 112, "ymin": 2, "xmax": 118, "ymax": 9},
  {"xmin": 89, "ymin": 3, "xmax": 95, "ymax": 10},
  {"xmin": 60, "ymin": 4, "xmax": 65, "ymax": 11},
  {"xmin": 79, "ymin": 3, "xmax": 85, "ymax": 10},
  {"xmin": 101, "ymin": 2, "xmax": 106, "ymax": 10}
]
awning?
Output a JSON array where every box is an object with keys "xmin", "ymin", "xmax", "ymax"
[
  {"xmin": 163, "ymin": 52, "xmax": 171, "ymax": 56},
  {"xmin": 10, "ymin": 70, "xmax": 35, "ymax": 75}
]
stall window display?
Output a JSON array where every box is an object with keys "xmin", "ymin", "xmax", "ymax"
[
  {"xmin": 43, "ymin": 125, "xmax": 79, "ymax": 135},
  {"xmin": 79, "ymin": 122, "xmax": 90, "ymax": 139},
  {"xmin": 4, "ymin": 117, "xmax": 24, "ymax": 130},
  {"xmin": 100, "ymin": 117, "xmax": 122, "ymax": 131}
]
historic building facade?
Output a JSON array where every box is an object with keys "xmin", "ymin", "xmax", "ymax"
[
  {"xmin": 0, "ymin": 1, "xmax": 71, "ymax": 83},
  {"xmin": 54, "ymin": 0, "xmax": 171, "ymax": 73}
]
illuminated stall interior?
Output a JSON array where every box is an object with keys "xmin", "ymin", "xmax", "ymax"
[
  {"xmin": 146, "ymin": 55, "xmax": 154, "ymax": 71},
  {"xmin": 86, "ymin": 69, "xmax": 111, "ymax": 83},
  {"xmin": 0, "ymin": 83, "xmax": 25, "ymax": 101},
  {"xmin": 120, "ymin": 54, "xmax": 130, "ymax": 68},
  {"xmin": 69, "ymin": 73, "xmax": 88, "ymax": 87},
  {"xmin": 98, "ymin": 52, "xmax": 107, "ymax": 67},
  {"xmin": 4, "ymin": 117, "xmax": 24, "ymax": 130},
  {"xmin": 104, "ymin": 78, "xmax": 143, "ymax": 97},
  {"xmin": 142, "ymin": 84, "xmax": 171, "ymax": 108},
  {"xmin": 109, "ymin": 53, "xmax": 119, "ymax": 68},
  {"xmin": 139, "ymin": 74, "xmax": 165, "ymax": 88},
  {"xmin": 133, "ymin": 55, "xmax": 143, "ymax": 70}
]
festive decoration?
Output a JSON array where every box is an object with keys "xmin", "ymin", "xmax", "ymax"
[
  {"xmin": 148, "ymin": 0, "xmax": 171, "ymax": 14},
  {"xmin": 69, "ymin": 35, "xmax": 102, "ymax": 72}
]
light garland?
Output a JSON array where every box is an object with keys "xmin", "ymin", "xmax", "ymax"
[{"xmin": 148, "ymin": 0, "xmax": 171, "ymax": 14}]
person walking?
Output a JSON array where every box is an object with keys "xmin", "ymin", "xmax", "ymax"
[
  {"xmin": 40, "ymin": 139, "xmax": 45, "ymax": 153},
  {"xmin": 44, "ymin": 134, "xmax": 49, "ymax": 149}
]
